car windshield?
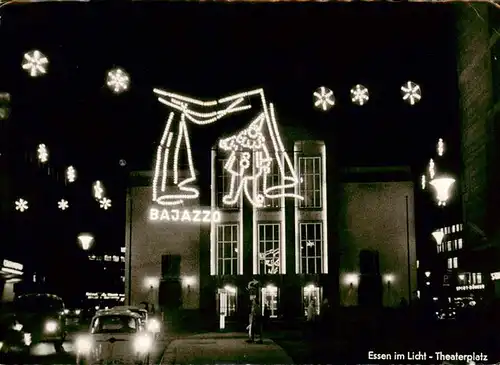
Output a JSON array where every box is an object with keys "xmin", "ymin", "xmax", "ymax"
[
  {"xmin": 14, "ymin": 295, "xmax": 64, "ymax": 313},
  {"xmin": 91, "ymin": 315, "xmax": 138, "ymax": 334}
]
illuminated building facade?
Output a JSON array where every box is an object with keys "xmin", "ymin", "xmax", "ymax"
[
  {"xmin": 338, "ymin": 167, "xmax": 417, "ymax": 308},
  {"xmin": 207, "ymin": 140, "xmax": 329, "ymax": 320}
]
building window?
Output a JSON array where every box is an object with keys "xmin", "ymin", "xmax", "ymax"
[
  {"xmin": 459, "ymin": 224, "xmax": 463, "ymax": 231},
  {"xmin": 452, "ymin": 225, "xmax": 456, "ymax": 233},
  {"xmin": 104, "ymin": 255, "xmax": 111, "ymax": 262},
  {"xmin": 298, "ymin": 157, "xmax": 322, "ymax": 209},
  {"xmin": 217, "ymin": 157, "xmax": 240, "ymax": 209},
  {"xmin": 299, "ymin": 222, "xmax": 323, "ymax": 274},
  {"xmin": 447, "ymin": 241, "xmax": 452, "ymax": 251},
  {"xmin": 217, "ymin": 224, "xmax": 239, "ymax": 275},
  {"xmin": 261, "ymin": 285, "xmax": 278, "ymax": 318},
  {"xmin": 458, "ymin": 238, "xmax": 463, "ymax": 249},
  {"xmin": 472, "ymin": 273, "xmax": 482, "ymax": 284},
  {"xmin": 258, "ymin": 159, "xmax": 281, "ymax": 208},
  {"xmin": 447, "ymin": 258, "xmax": 452, "ymax": 269},
  {"xmin": 258, "ymin": 224, "xmax": 280, "ymax": 274},
  {"xmin": 452, "ymin": 257, "xmax": 458, "ymax": 269},
  {"xmin": 217, "ymin": 286, "xmax": 237, "ymax": 316},
  {"xmin": 303, "ymin": 285, "xmax": 321, "ymax": 316}
]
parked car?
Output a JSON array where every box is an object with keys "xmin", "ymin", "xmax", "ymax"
[
  {"xmin": 112, "ymin": 305, "xmax": 161, "ymax": 339},
  {"xmin": 12, "ymin": 293, "xmax": 67, "ymax": 352},
  {"xmin": 0, "ymin": 312, "xmax": 32, "ymax": 354},
  {"xmin": 75, "ymin": 309, "xmax": 153, "ymax": 365}
]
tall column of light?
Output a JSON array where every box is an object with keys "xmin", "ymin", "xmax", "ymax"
[
  {"xmin": 238, "ymin": 176, "xmax": 243, "ymax": 276},
  {"xmin": 280, "ymin": 153, "xmax": 286, "ymax": 274},
  {"xmin": 321, "ymin": 144, "xmax": 328, "ymax": 274},
  {"xmin": 293, "ymin": 144, "xmax": 300, "ymax": 274},
  {"xmin": 252, "ymin": 152, "xmax": 258, "ymax": 275},
  {"xmin": 210, "ymin": 149, "xmax": 217, "ymax": 276}
]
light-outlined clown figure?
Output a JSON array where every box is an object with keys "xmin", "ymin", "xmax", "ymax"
[
  {"xmin": 219, "ymin": 114, "xmax": 273, "ymax": 206},
  {"xmin": 217, "ymin": 90, "xmax": 303, "ymax": 208},
  {"xmin": 152, "ymin": 88, "xmax": 302, "ymax": 208},
  {"xmin": 152, "ymin": 88, "xmax": 252, "ymax": 206}
]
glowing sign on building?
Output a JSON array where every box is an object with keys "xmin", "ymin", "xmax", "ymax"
[
  {"xmin": 456, "ymin": 284, "xmax": 485, "ymax": 291},
  {"xmin": 151, "ymin": 88, "xmax": 302, "ymax": 209},
  {"xmin": 491, "ymin": 272, "xmax": 500, "ymax": 281},
  {"xmin": 149, "ymin": 208, "xmax": 221, "ymax": 223}
]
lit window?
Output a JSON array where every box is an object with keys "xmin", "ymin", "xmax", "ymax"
[
  {"xmin": 257, "ymin": 158, "xmax": 281, "ymax": 208},
  {"xmin": 258, "ymin": 224, "xmax": 281, "ymax": 274},
  {"xmin": 120, "ymin": 256, "xmax": 125, "ymax": 262},
  {"xmin": 453, "ymin": 257, "xmax": 458, "ymax": 269},
  {"xmin": 217, "ymin": 287, "xmax": 237, "ymax": 316},
  {"xmin": 303, "ymin": 285, "xmax": 321, "ymax": 317},
  {"xmin": 472, "ymin": 273, "xmax": 482, "ymax": 284},
  {"xmin": 104, "ymin": 255, "xmax": 111, "ymax": 261},
  {"xmin": 299, "ymin": 222, "xmax": 323, "ymax": 274},
  {"xmin": 121, "ymin": 276, "xmax": 125, "ymax": 282},
  {"xmin": 447, "ymin": 258, "xmax": 452, "ymax": 269},
  {"xmin": 261, "ymin": 285, "xmax": 278, "ymax": 318},
  {"xmin": 298, "ymin": 156, "xmax": 322, "ymax": 209},
  {"xmin": 458, "ymin": 238, "xmax": 463, "ymax": 249},
  {"xmin": 416, "ymin": 260, "xmax": 419, "ymax": 268},
  {"xmin": 121, "ymin": 247, "xmax": 126, "ymax": 253},
  {"xmin": 437, "ymin": 245, "xmax": 441, "ymax": 253},
  {"xmin": 459, "ymin": 224, "xmax": 463, "ymax": 231},
  {"xmin": 216, "ymin": 224, "xmax": 239, "ymax": 275},
  {"xmin": 217, "ymin": 157, "xmax": 240, "ymax": 209},
  {"xmin": 452, "ymin": 225, "xmax": 456, "ymax": 233},
  {"xmin": 447, "ymin": 241, "xmax": 452, "ymax": 251},
  {"xmin": 112, "ymin": 256, "xmax": 119, "ymax": 262}
]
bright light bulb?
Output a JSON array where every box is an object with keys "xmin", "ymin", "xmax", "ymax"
[
  {"xmin": 22, "ymin": 50, "xmax": 49, "ymax": 77},
  {"xmin": 401, "ymin": 81, "xmax": 421, "ymax": 105},
  {"xmin": 313, "ymin": 86, "xmax": 335, "ymax": 111},
  {"xmin": 350, "ymin": 84, "xmax": 369, "ymax": 106},
  {"xmin": 428, "ymin": 159, "xmax": 435, "ymax": 179},
  {"xmin": 430, "ymin": 177, "xmax": 455, "ymax": 206},
  {"xmin": 78, "ymin": 233, "xmax": 94, "ymax": 251},
  {"xmin": 432, "ymin": 230, "xmax": 445, "ymax": 245},
  {"xmin": 106, "ymin": 68, "xmax": 130, "ymax": 93},
  {"xmin": 437, "ymin": 138, "xmax": 445, "ymax": 156}
]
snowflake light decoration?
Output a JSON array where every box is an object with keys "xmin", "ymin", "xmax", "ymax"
[
  {"xmin": 22, "ymin": 50, "xmax": 49, "ymax": 77},
  {"xmin": 66, "ymin": 166, "xmax": 76, "ymax": 183},
  {"xmin": 99, "ymin": 197, "xmax": 112, "ymax": 210},
  {"xmin": 15, "ymin": 198, "xmax": 28, "ymax": 212},
  {"xmin": 106, "ymin": 68, "xmax": 130, "ymax": 94},
  {"xmin": 37, "ymin": 143, "xmax": 49, "ymax": 163},
  {"xmin": 350, "ymin": 84, "xmax": 369, "ymax": 106},
  {"xmin": 313, "ymin": 86, "xmax": 335, "ymax": 111},
  {"xmin": 58, "ymin": 199, "xmax": 69, "ymax": 211},
  {"xmin": 401, "ymin": 81, "xmax": 421, "ymax": 105}
]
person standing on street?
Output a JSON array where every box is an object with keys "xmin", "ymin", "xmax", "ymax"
[{"xmin": 246, "ymin": 298, "xmax": 263, "ymax": 344}]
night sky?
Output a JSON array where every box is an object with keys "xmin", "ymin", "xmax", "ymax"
[{"xmin": 0, "ymin": 3, "xmax": 459, "ymax": 293}]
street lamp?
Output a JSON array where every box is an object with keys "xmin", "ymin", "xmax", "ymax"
[
  {"xmin": 432, "ymin": 230, "xmax": 445, "ymax": 246},
  {"xmin": 429, "ymin": 176, "xmax": 456, "ymax": 206},
  {"xmin": 78, "ymin": 233, "xmax": 94, "ymax": 251}
]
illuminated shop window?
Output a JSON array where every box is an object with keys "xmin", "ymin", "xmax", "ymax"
[
  {"xmin": 258, "ymin": 224, "xmax": 280, "ymax": 274},
  {"xmin": 303, "ymin": 284, "xmax": 321, "ymax": 316},
  {"xmin": 299, "ymin": 222, "xmax": 323, "ymax": 274},
  {"xmin": 261, "ymin": 285, "xmax": 278, "ymax": 318},
  {"xmin": 217, "ymin": 286, "xmax": 237, "ymax": 316},
  {"xmin": 216, "ymin": 224, "xmax": 239, "ymax": 275},
  {"xmin": 298, "ymin": 157, "xmax": 322, "ymax": 209}
]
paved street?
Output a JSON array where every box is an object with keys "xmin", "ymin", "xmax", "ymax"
[
  {"xmin": 1, "ymin": 330, "xmax": 170, "ymax": 364},
  {"xmin": 160, "ymin": 332, "xmax": 294, "ymax": 365}
]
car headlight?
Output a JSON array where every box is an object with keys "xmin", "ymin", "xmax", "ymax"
[
  {"xmin": 75, "ymin": 336, "xmax": 93, "ymax": 354},
  {"xmin": 147, "ymin": 319, "xmax": 160, "ymax": 333},
  {"xmin": 45, "ymin": 320, "xmax": 58, "ymax": 333},
  {"xmin": 133, "ymin": 334, "xmax": 152, "ymax": 353}
]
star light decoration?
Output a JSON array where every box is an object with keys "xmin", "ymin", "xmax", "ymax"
[
  {"xmin": 350, "ymin": 84, "xmax": 369, "ymax": 106},
  {"xmin": 99, "ymin": 198, "xmax": 112, "ymax": 210},
  {"xmin": 106, "ymin": 68, "xmax": 130, "ymax": 94},
  {"xmin": 22, "ymin": 50, "xmax": 49, "ymax": 77},
  {"xmin": 401, "ymin": 81, "xmax": 422, "ymax": 105},
  {"xmin": 313, "ymin": 86, "xmax": 335, "ymax": 111},
  {"xmin": 15, "ymin": 198, "xmax": 28, "ymax": 212},
  {"xmin": 58, "ymin": 199, "xmax": 69, "ymax": 211},
  {"xmin": 37, "ymin": 143, "xmax": 49, "ymax": 163}
]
